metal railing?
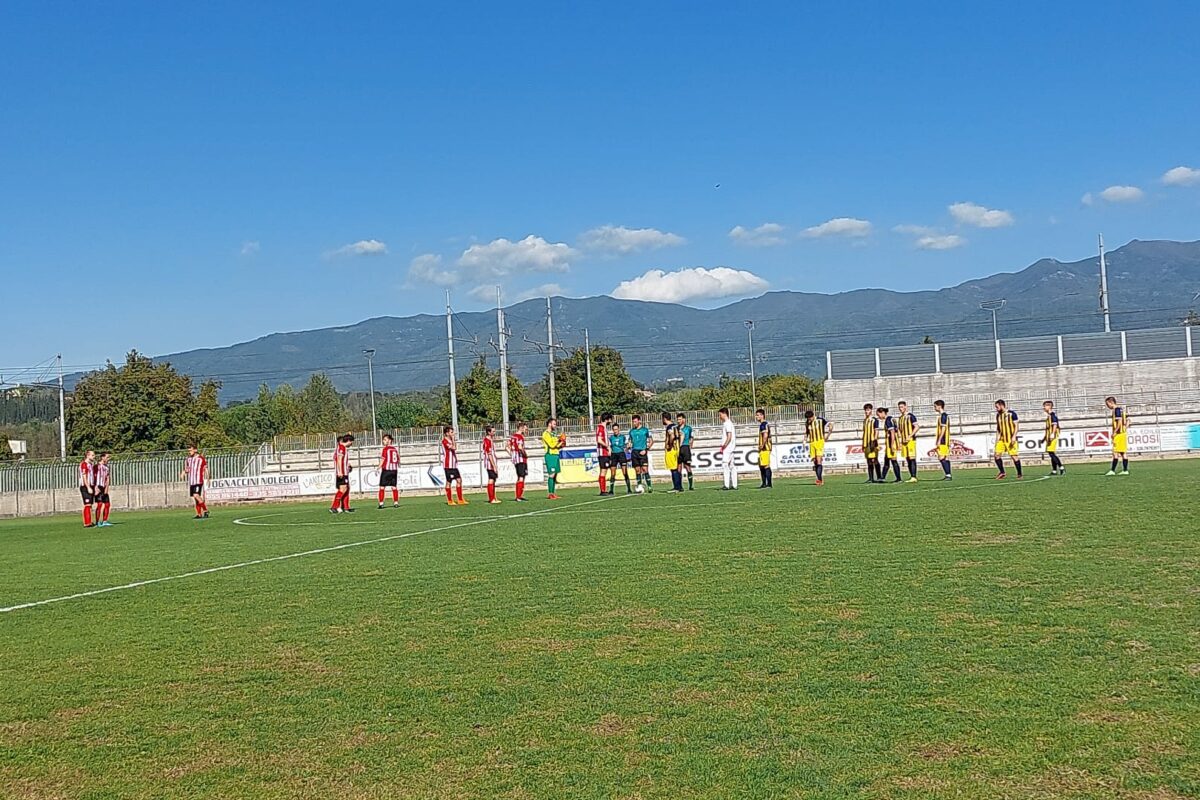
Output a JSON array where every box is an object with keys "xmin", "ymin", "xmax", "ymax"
[
  {"xmin": 0, "ymin": 446, "xmax": 262, "ymax": 494},
  {"xmin": 828, "ymin": 325, "xmax": 1195, "ymax": 380}
]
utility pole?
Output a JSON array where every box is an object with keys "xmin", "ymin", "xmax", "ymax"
[
  {"xmin": 57, "ymin": 354, "xmax": 66, "ymax": 460},
  {"xmin": 584, "ymin": 328, "xmax": 595, "ymax": 429},
  {"xmin": 1098, "ymin": 233, "xmax": 1111, "ymax": 333},
  {"xmin": 445, "ymin": 290, "xmax": 477, "ymax": 433},
  {"xmin": 744, "ymin": 321, "xmax": 757, "ymax": 410},
  {"xmin": 523, "ymin": 297, "xmax": 567, "ymax": 420},
  {"xmin": 496, "ymin": 287, "xmax": 510, "ymax": 436},
  {"xmin": 363, "ymin": 348, "xmax": 377, "ymax": 440}
]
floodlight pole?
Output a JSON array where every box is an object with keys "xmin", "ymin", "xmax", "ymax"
[
  {"xmin": 980, "ymin": 300, "xmax": 1006, "ymax": 341},
  {"xmin": 1098, "ymin": 233, "xmax": 1111, "ymax": 333},
  {"xmin": 496, "ymin": 286, "xmax": 511, "ymax": 436},
  {"xmin": 57, "ymin": 354, "xmax": 66, "ymax": 460},
  {"xmin": 546, "ymin": 297, "xmax": 557, "ymax": 418},
  {"xmin": 584, "ymin": 328, "xmax": 595, "ymax": 429},
  {"xmin": 363, "ymin": 348, "xmax": 377, "ymax": 441},
  {"xmin": 745, "ymin": 321, "xmax": 757, "ymax": 410},
  {"xmin": 446, "ymin": 290, "xmax": 459, "ymax": 432}
]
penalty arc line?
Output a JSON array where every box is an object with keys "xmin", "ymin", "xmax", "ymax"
[{"xmin": 0, "ymin": 494, "xmax": 629, "ymax": 615}]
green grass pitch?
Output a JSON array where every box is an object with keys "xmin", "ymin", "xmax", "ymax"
[{"xmin": 2, "ymin": 463, "xmax": 1197, "ymax": 799}]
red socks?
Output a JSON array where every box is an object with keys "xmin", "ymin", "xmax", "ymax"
[
  {"xmin": 391, "ymin": 488, "xmax": 399, "ymax": 502},
  {"xmin": 515, "ymin": 480, "xmax": 524, "ymax": 499},
  {"xmin": 378, "ymin": 488, "xmax": 385, "ymax": 503},
  {"xmin": 456, "ymin": 484, "xmax": 464, "ymax": 502},
  {"xmin": 341, "ymin": 493, "xmax": 350, "ymax": 511},
  {"xmin": 445, "ymin": 486, "xmax": 453, "ymax": 503},
  {"xmin": 102, "ymin": 503, "xmax": 111, "ymax": 521},
  {"xmin": 83, "ymin": 506, "xmax": 92, "ymax": 527},
  {"xmin": 599, "ymin": 475, "xmax": 607, "ymax": 493},
  {"xmin": 487, "ymin": 483, "xmax": 496, "ymax": 501}
]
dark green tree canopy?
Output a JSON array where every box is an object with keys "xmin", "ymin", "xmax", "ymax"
[{"xmin": 68, "ymin": 351, "xmax": 230, "ymax": 453}]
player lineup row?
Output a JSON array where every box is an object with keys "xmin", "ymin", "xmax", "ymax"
[{"xmin": 65, "ymin": 396, "xmax": 1133, "ymax": 527}]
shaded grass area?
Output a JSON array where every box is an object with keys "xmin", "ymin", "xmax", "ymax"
[{"xmin": 1, "ymin": 463, "xmax": 1197, "ymax": 798}]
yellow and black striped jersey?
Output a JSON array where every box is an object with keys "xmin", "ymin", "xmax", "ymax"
[
  {"xmin": 936, "ymin": 412, "xmax": 950, "ymax": 445},
  {"xmin": 1044, "ymin": 412, "xmax": 1060, "ymax": 441},
  {"xmin": 861, "ymin": 417, "xmax": 878, "ymax": 448},
  {"xmin": 898, "ymin": 412, "xmax": 917, "ymax": 443},
  {"xmin": 996, "ymin": 409, "xmax": 1018, "ymax": 443},
  {"xmin": 806, "ymin": 416, "xmax": 827, "ymax": 444},
  {"xmin": 1111, "ymin": 406, "xmax": 1126, "ymax": 434}
]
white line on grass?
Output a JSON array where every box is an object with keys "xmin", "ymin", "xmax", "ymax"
[{"xmin": 0, "ymin": 494, "xmax": 628, "ymax": 614}]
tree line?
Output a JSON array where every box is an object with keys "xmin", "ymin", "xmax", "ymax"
[{"xmin": 48, "ymin": 348, "xmax": 821, "ymax": 456}]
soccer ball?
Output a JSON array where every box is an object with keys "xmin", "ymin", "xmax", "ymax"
[{"xmin": 635, "ymin": 485, "xmax": 645, "ymax": 494}]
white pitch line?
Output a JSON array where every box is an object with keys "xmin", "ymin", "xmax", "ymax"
[{"xmin": 0, "ymin": 494, "xmax": 628, "ymax": 614}]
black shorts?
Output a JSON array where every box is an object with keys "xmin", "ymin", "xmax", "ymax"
[
  {"xmin": 379, "ymin": 469, "xmax": 398, "ymax": 487},
  {"xmin": 631, "ymin": 449, "xmax": 649, "ymax": 468},
  {"xmin": 80, "ymin": 486, "xmax": 94, "ymax": 504},
  {"xmin": 678, "ymin": 445, "xmax": 692, "ymax": 465},
  {"xmin": 94, "ymin": 489, "xmax": 110, "ymax": 504},
  {"xmin": 610, "ymin": 452, "xmax": 627, "ymax": 467},
  {"xmin": 444, "ymin": 468, "xmax": 461, "ymax": 483},
  {"xmin": 190, "ymin": 483, "xmax": 205, "ymax": 496},
  {"xmin": 514, "ymin": 462, "xmax": 528, "ymax": 478},
  {"xmin": 486, "ymin": 469, "xmax": 498, "ymax": 481},
  {"xmin": 335, "ymin": 476, "xmax": 349, "ymax": 489},
  {"xmin": 598, "ymin": 454, "xmax": 611, "ymax": 470}
]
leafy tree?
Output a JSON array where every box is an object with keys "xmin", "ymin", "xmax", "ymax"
[
  {"xmin": 439, "ymin": 358, "xmax": 532, "ymax": 425},
  {"xmin": 0, "ymin": 435, "xmax": 11, "ymax": 461},
  {"xmin": 378, "ymin": 396, "xmax": 437, "ymax": 429},
  {"xmin": 1182, "ymin": 309, "xmax": 1200, "ymax": 327},
  {"xmin": 921, "ymin": 335, "xmax": 936, "ymax": 344},
  {"xmin": 297, "ymin": 373, "xmax": 349, "ymax": 433},
  {"xmin": 67, "ymin": 350, "xmax": 230, "ymax": 453},
  {"xmin": 543, "ymin": 346, "xmax": 641, "ymax": 418},
  {"xmin": 697, "ymin": 373, "xmax": 822, "ymax": 410}
]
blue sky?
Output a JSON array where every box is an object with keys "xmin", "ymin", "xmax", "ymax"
[{"xmin": 2, "ymin": 1, "xmax": 1199, "ymax": 372}]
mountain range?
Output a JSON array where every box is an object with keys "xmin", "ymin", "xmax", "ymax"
[{"xmin": 139, "ymin": 239, "xmax": 1200, "ymax": 401}]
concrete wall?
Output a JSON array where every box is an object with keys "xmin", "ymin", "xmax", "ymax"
[{"xmin": 825, "ymin": 356, "xmax": 1200, "ymax": 428}]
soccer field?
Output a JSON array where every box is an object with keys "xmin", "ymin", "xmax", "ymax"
[{"xmin": 2, "ymin": 464, "xmax": 1197, "ymax": 799}]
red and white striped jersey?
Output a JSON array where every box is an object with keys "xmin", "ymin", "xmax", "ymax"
[
  {"xmin": 334, "ymin": 443, "xmax": 349, "ymax": 477},
  {"xmin": 380, "ymin": 444, "xmax": 399, "ymax": 470},
  {"xmin": 185, "ymin": 454, "xmax": 207, "ymax": 484},
  {"xmin": 481, "ymin": 435, "xmax": 496, "ymax": 468},
  {"xmin": 79, "ymin": 459, "xmax": 94, "ymax": 487},
  {"xmin": 439, "ymin": 437, "xmax": 458, "ymax": 469},
  {"xmin": 508, "ymin": 433, "xmax": 526, "ymax": 464},
  {"xmin": 595, "ymin": 422, "xmax": 609, "ymax": 454},
  {"xmin": 95, "ymin": 462, "xmax": 111, "ymax": 489}
]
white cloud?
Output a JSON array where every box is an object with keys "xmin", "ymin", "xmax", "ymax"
[
  {"xmin": 240, "ymin": 240, "xmax": 260, "ymax": 256},
  {"xmin": 729, "ymin": 222, "xmax": 788, "ymax": 247},
  {"xmin": 328, "ymin": 239, "xmax": 388, "ymax": 258},
  {"xmin": 611, "ymin": 267, "xmax": 768, "ymax": 304},
  {"xmin": 1162, "ymin": 166, "xmax": 1200, "ymax": 187},
  {"xmin": 1086, "ymin": 185, "xmax": 1144, "ymax": 204},
  {"xmin": 407, "ymin": 253, "xmax": 459, "ymax": 287},
  {"xmin": 894, "ymin": 224, "xmax": 966, "ymax": 250},
  {"xmin": 916, "ymin": 234, "xmax": 967, "ymax": 250},
  {"xmin": 801, "ymin": 217, "xmax": 872, "ymax": 238},
  {"xmin": 948, "ymin": 202, "xmax": 1014, "ymax": 228},
  {"xmin": 457, "ymin": 235, "xmax": 575, "ymax": 280},
  {"xmin": 892, "ymin": 224, "xmax": 935, "ymax": 236},
  {"xmin": 579, "ymin": 225, "xmax": 685, "ymax": 255}
]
